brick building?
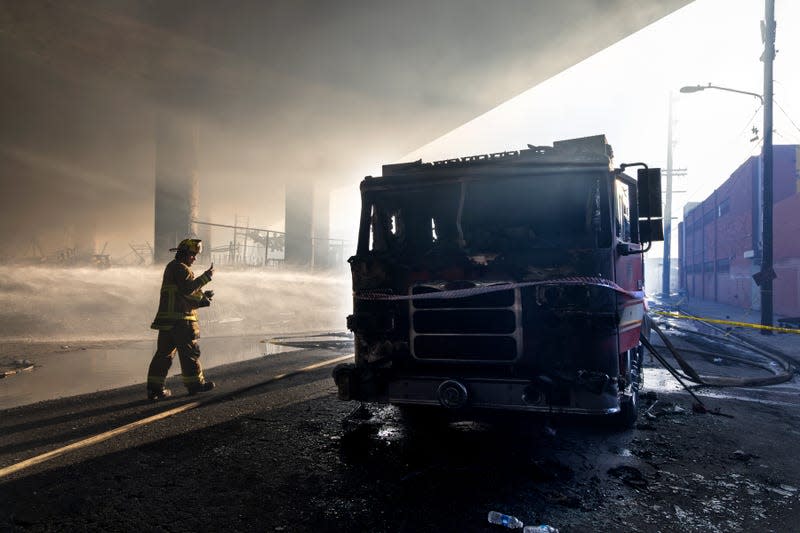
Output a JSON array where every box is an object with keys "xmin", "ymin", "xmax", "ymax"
[{"xmin": 678, "ymin": 145, "xmax": 800, "ymax": 316}]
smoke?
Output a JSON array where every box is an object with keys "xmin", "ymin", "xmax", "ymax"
[
  {"xmin": 0, "ymin": 0, "xmax": 689, "ymax": 261},
  {"xmin": 0, "ymin": 265, "xmax": 351, "ymax": 342}
]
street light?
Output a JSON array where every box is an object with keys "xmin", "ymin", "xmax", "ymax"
[
  {"xmin": 680, "ymin": 81, "xmax": 773, "ymax": 333},
  {"xmin": 679, "ymin": 0, "xmax": 775, "ymax": 335},
  {"xmin": 679, "ymin": 83, "xmax": 763, "ymax": 104}
]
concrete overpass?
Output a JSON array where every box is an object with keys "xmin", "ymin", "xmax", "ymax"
[{"xmin": 0, "ymin": 0, "xmax": 691, "ymax": 263}]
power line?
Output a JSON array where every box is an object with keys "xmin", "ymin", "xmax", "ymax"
[
  {"xmin": 774, "ymin": 98, "xmax": 800, "ymax": 137},
  {"xmin": 683, "ymin": 139, "xmax": 763, "ymax": 203},
  {"xmin": 774, "ymin": 129, "xmax": 796, "ymax": 143},
  {"xmin": 734, "ymin": 103, "xmax": 763, "ymax": 139},
  {"xmin": 676, "ymin": 95, "xmax": 765, "ymax": 204}
]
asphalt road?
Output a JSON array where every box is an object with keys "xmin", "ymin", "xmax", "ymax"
[
  {"xmin": 1, "ymin": 336, "xmax": 799, "ymax": 532},
  {"xmin": 0, "ymin": 346, "xmax": 349, "ymax": 480}
]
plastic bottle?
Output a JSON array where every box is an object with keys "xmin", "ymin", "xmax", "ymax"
[
  {"xmin": 487, "ymin": 511, "xmax": 524, "ymax": 529},
  {"xmin": 522, "ymin": 525, "xmax": 559, "ymax": 533}
]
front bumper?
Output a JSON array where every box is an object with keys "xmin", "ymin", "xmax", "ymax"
[
  {"xmin": 387, "ymin": 376, "xmax": 621, "ymax": 415},
  {"xmin": 333, "ymin": 363, "xmax": 621, "ymax": 416}
]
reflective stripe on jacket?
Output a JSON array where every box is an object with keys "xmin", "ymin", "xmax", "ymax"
[{"xmin": 150, "ymin": 260, "xmax": 211, "ymax": 330}]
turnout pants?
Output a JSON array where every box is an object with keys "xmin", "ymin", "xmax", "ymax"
[{"xmin": 147, "ymin": 320, "xmax": 206, "ymax": 391}]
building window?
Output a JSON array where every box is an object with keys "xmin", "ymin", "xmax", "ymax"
[
  {"xmin": 688, "ymin": 263, "xmax": 702, "ymax": 274},
  {"xmin": 716, "ymin": 258, "xmax": 730, "ymax": 273},
  {"xmin": 718, "ymin": 199, "xmax": 730, "ymax": 217}
]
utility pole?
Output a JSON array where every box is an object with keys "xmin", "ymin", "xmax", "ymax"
[
  {"xmin": 759, "ymin": 0, "xmax": 775, "ymax": 333},
  {"xmin": 662, "ymin": 93, "xmax": 675, "ymax": 298}
]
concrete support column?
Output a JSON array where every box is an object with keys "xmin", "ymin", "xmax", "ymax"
[
  {"xmin": 284, "ymin": 182, "xmax": 314, "ymax": 267},
  {"xmin": 154, "ymin": 114, "xmax": 198, "ymax": 263},
  {"xmin": 313, "ymin": 184, "xmax": 330, "ymax": 269}
]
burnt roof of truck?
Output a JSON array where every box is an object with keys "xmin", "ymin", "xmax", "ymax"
[{"xmin": 364, "ymin": 135, "xmax": 614, "ymax": 190}]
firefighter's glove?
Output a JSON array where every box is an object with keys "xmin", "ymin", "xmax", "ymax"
[
  {"xmin": 203, "ymin": 290, "xmax": 215, "ymax": 300},
  {"xmin": 203, "ymin": 266, "xmax": 214, "ymax": 280}
]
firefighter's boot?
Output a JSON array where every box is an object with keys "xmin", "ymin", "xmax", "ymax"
[
  {"xmin": 147, "ymin": 387, "xmax": 172, "ymax": 401},
  {"xmin": 187, "ymin": 381, "xmax": 215, "ymax": 395}
]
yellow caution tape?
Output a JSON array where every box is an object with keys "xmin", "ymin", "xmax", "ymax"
[{"xmin": 654, "ymin": 311, "xmax": 800, "ymax": 334}]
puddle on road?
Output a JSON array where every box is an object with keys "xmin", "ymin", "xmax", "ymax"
[
  {"xmin": 699, "ymin": 386, "xmax": 800, "ymax": 408},
  {"xmin": 643, "ymin": 365, "xmax": 800, "ymax": 407},
  {"xmin": 376, "ymin": 425, "xmax": 404, "ymax": 442},
  {"xmin": 642, "ymin": 367, "xmax": 685, "ymax": 393},
  {"xmin": 610, "ymin": 446, "xmax": 633, "ymax": 457},
  {"xmin": 0, "ymin": 335, "xmax": 303, "ymax": 410}
]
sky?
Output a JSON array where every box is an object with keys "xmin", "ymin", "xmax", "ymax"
[{"xmin": 330, "ymin": 0, "xmax": 800, "ymax": 258}]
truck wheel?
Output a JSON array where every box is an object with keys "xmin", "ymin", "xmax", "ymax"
[
  {"xmin": 614, "ymin": 345, "xmax": 643, "ymax": 429},
  {"xmin": 615, "ymin": 390, "xmax": 639, "ymax": 429}
]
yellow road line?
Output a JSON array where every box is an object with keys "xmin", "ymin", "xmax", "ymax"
[
  {"xmin": 0, "ymin": 353, "xmax": 353, "ymax": 479},
  {"xmin": 654, "ymin": 311, "xmax": 800, "ymax": 334},
  {"xmin": 271, "ymin": 354, "xmax": 352, "ymax": 379}
]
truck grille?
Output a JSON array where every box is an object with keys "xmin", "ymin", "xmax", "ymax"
[{"xmin": 410, "ymin": 283, "xmax": 522, "ymax": 362}]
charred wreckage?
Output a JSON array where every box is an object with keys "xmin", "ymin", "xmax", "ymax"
[{"xmin": 333, "ymin": 135, "xmax": 664, "ymax": 427}]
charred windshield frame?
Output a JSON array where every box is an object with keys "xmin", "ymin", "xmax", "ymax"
[{"xmin": 358, "ymin": 171, "xmax": 613, "ymax": 257}]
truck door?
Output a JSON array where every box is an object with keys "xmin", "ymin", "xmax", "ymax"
[{"xmin": 613, "ymin": 177, "xmax": 645, "ymax": 353}]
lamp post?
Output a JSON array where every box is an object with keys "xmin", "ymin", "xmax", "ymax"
[
  {"xmin": 678, "ymin": 2, "xmax": 775, "ymax": 335},
  {"xmin": 662, "ymin": 93, "xmax": 675, "ymax": 300},
  {"xmin": 679, "ymin": 83, "xmax": 763, "ymax": 104}
]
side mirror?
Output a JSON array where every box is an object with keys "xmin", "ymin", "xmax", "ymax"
[
  {"xmin": 639, "ymin": 219, "xmax": 664, "ymax": 243},
  {"xmin": 637, "ymin": 168, "xmax": 664, "ymax": 243},
  {"xmin": 637, "ymin": 168, "xmax": 662, "ymax": 218}
]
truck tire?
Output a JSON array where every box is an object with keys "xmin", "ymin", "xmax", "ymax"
[
  {"xmin": 615, "ymin": 345, "xmax": 643, "ymax": 429},
  {"xmin": 615, "ymin": 390, "xmax": 639, "ymax": 429}
]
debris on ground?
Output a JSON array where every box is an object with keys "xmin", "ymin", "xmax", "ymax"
[
  {"xmin": 731, "ymin": 450, "xmax": 760, "ymax": 462},
  {"xmin": 646, "ymin": 402, "xmax": 688, "ymax": 418},
  {"xmin": 607, "ymin": 465, "xmax": 648, "ymax": 489},
  {"xmin": 641, "ymin": 391, "xmax": 659, "ymax": 401},
  {"xmin": 487, "ymin": 510, "xmax": 523, "ymax": 528},
  {"xmin": 523, "ymin": 525, "xmax": 559, "ymax": 533},
  {"xmin": 543, "ymin": 490, "xmax": 580, "ymax": 508},
  {"xmin": 0, "ymin": 359, "xmax": 35, "ymax": 378}
]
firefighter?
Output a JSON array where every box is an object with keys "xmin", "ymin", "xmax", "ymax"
[{"xmin": 146, "ymin": 238, "xmax": 216, "ymax": 400}]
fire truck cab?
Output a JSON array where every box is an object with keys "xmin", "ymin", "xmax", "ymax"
[{"xmin": 334, "ymin": 135, "xmax": 663, "ymax": 427}]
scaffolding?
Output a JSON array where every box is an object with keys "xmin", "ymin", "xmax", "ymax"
[
  {"xmin": 128, "ymin": 242, "xmax": 154, "ymax": 265},
  {"xmin": 193, "ymin": 218, "xmax": 349, "ymax": 270}
]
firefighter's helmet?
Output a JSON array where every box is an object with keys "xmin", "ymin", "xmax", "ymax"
[{"xmin": 170, "ymin": 238, "xmax": 203, "ymax": 255}]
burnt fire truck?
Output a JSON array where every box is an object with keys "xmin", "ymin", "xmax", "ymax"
[{"xmin": 333, "ymin": 135, "xmax": 663, "ymax": 427}]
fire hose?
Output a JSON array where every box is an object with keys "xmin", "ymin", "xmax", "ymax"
[{"xmin": 640, "ymin": 313, "xmax": 796, "ymax": 415}]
